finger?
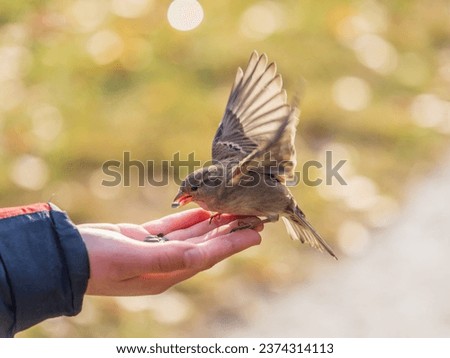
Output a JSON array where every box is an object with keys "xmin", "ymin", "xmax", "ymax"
[
  {"xmin": 165, "ymin": 214, "xmax": 241, "ymax": 241},
  {"xmin": 143, "ymin": 208, "xmax": 211, "ymax": 235},
  {"xmin": 116, "ymin": 228, "xmax": 261, "ymax": 276},
  {"xmin": 182, "ymin": 217, "xmax": 264, "ymax": 244},
  {"xmin": 80, "ymin": 228, "xmax": 194, "ymax": 281},
  {"xmin": 114, "ymin": 240, "xmax": 196, "ymax": 276},
  {"xmin": 116, "ymin": 223, "xmax": 151, "ymax": 241},
  {"xmin": 236, "ymin": 216, "xmax": 265, "ymax": 232},
  {"xmin": 183, "ymin": 229, "xmax": 262, "ymax": 270}
]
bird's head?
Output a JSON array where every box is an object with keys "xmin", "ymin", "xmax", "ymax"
[{"xmin": 172, "ymin": 165, "xmax": 224, "ymax": 209}]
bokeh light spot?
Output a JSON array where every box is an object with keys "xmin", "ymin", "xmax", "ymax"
[
  {"xmin": 167, "ymin": 0, "xmax": 204, "ymax": 31},
  {"xmin": 10, "ymin": 155, "xmax": 49, "ymax": 191},
  {"xmin": 332, "ymin": 76, "xmax": 372, "ymax": 111},
  {"xmin": 86, "ymin": 30, "xmax": 124, "ymax": 65},
  {"xmin": 151, "ymin": 291, "xmax": 192, "ymax": 324},
  {"xmin": 68, "ymin": 0, "xmax": 109, "ymax": 33},
  {"xmin": 31, "ymin": 104, "xmax": 63, "ymax": 141},
  {"xmin": 111, "ymin": 0, "xmax": 153, "ymax": 19},
  {"xmin": 240, "ymin": 1, "xmax": 286, "ymax": 40},
  {"xmin": 352, "ymin": 34, "xmax": 398, "ymax": 75},
  {"xmin": 0, "ymin": 80, "xmax": 26, "ymax": 112},
  {"xmin": 0, "ymin": 23, "xmax": 29, "ymax": 45},
  {"xmin": 358, "ymin": 0, "xmax": 388, "ymax": 34},
  {"xmin": 336, "ymin": 15, "xmax": 372, "ymax": 46},
  {"xmin": 0, "ymin": 45, "xmax": 32, "ymax": 81},
  {"xmin": 410, "ymin": 94, "xmax": 450, "ymax": 130},
  {"xmin": 345, "ymin": 176, "xmax": 381, "ymax": 212}
]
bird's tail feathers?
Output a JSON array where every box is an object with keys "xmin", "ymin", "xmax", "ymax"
[{"xmin": 281, "ymin": 209, "xmax": 337, "ymax": 260}]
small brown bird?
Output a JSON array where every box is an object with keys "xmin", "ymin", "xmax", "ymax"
[{"xmin": 172, "ymin": 51, "xmax": 337, "ymax": 259}]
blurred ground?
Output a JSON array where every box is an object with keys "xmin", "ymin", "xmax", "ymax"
[{"xmin": 220, "ymin": 150, "xmax": 450, "ymax": 337}]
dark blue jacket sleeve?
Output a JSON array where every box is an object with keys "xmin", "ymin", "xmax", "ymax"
[{"xmin": 0, "ymin": 203, "xmax": 89, "ymax": 337}]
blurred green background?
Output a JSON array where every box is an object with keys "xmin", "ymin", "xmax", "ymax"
[{"xmin": 0, "ymin": 0, "xmax": 448, "ymax": 337}]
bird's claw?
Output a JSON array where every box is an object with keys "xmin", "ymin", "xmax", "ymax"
[
  {"xmin": 209, "ymin": 212, "xmax": 222, "ymax": 224},
  {"xmin": 230, "ymin": 217, "xmax": 264, "ymax": 233},
  {"xmin": 230, "ymin": 223, "xmax": 253, "ymax": 233}
]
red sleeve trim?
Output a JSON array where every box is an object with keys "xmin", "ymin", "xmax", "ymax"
[{"xmin": 0, "ymin": 203, "xmax": 51, "ymax": 220}]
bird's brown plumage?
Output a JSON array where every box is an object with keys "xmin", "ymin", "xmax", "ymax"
[{"xmin": 173, "ymin": 51, "xmax": 337, "ymax": 259}]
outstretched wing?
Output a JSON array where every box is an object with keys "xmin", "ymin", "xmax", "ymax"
[{"xmin": 212, "ymin": 51, "xmax": 299, "ymax": 181}]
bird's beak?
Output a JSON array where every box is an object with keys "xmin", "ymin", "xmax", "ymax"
[{"xmin": 171, "ymin": 190, "xmax": 193, "ymax": 208}]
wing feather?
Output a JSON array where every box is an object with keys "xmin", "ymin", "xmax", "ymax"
[{"xmin": 212, "ymin": 51, "xmax": 299, "ymax": 182}]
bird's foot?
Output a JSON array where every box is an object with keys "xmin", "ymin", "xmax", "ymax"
[
  {"xmin": 230, "ymin": 215, "xmax": 278, "ymax": 233},
  {"xmin": 230, "ymin": 224, "xmax": 253, "ymax": 233},
  {"xmin": 144, "ymin": 233, "xmax": 169, "ymax": 243},
  {"xmin": 230, "ymin": 217, "xmax": 264, "ymax": 233},
  {"xmin": 209, "ymin": 212, "xmax": 222, "ymax": 224}
]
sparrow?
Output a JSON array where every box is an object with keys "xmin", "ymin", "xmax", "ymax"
[{"xmin": 171, "ymin": 51, "xmax": 337, "ymax": 259}]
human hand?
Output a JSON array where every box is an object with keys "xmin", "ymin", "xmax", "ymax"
[{"xmin": 77, "ymin": 209, "xmax": 262, "ymax": 296}]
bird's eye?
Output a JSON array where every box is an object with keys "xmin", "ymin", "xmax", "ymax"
[{"xmin": 191, "ymin": 185, "xmax": 199, "ymax": 192}]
